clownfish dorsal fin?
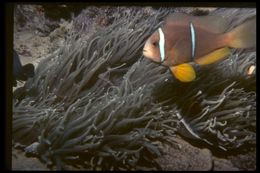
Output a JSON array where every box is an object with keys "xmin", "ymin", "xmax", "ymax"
[
  {"xmin": 165, "ymin": 13, "xmax": 229, "ymax": 33},
  {"xmin": 170, "ymin": 63, "xmax": 196, "ymax": 82},
  {"xmin": 194, "ymin": 47, "xmax": 231, "ymax": 65}
]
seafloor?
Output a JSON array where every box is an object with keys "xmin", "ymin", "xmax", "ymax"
[{"xmin": 12, "ymin": 5, "xmax": 256, "ymax": 171}]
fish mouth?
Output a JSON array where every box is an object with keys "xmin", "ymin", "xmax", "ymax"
[
  {"xmin": 142, "ymin": 49, "xmax": 148, "ymax": 56},
  {"xmin": 142, "ymin": 49, "xmax": 160, "ymax": 63},
  {"xmin": 143, "ymin": 50, "xmax": 151, "ymax": 59}
]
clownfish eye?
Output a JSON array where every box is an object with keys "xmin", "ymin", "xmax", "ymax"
[{"xmin": 152, "ymin": 42, "xmax": 159, "ymax": 47}]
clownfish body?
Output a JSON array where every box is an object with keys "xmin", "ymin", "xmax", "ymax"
[{"xmin": 143, "ymin": 13, "xmax": 256, "ymax": 82}]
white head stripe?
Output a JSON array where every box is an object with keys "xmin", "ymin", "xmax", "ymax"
[
  {"xmin": 190, "ymin": 23, "xmax": 196, "ymax": 59},
  {"xmin": 158, "ymin": 27, "xmax": 165, "ymax": 62}
]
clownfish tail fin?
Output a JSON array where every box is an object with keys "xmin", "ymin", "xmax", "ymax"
[{"xmin": 225, "ymin": 16, "xmax": 256, "ymax": 49}]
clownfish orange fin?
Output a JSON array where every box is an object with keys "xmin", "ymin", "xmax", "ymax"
[
  {"xmin": 194, "ymin": 47, "xmax": 231, "ymax": 65},
  {"xmin": 170, "ymin": 63, "xmax": 196, "ymax": 82}
]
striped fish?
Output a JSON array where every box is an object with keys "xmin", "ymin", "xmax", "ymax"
[{"xmin": 143, "ymin": 13, "xmax": 256, "ymax": 82}]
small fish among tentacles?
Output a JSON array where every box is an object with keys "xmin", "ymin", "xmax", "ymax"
[{"xmin": 143, "ymin": 13, "xmax": 256, "ymax": 82}]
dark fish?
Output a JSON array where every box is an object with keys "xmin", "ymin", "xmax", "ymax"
[
  {"xmin": 143, "ymin": 13, "xmax": 256, "ymax": 82},
  {"xmin": 13, "ymin": 50, "xmax": 35, "ymax": 86}
]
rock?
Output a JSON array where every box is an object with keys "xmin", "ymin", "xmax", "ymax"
[
  {"xmin": 49, "ymin": 20, "xmax": 72, "ymax": 42},
  {"xmin": 12, "ymin": 147, "xmax": 49, "ymax": 170},
  {"xmin": 14, "ymin": 5, "xmax": 59, "ymax": 34},
  {"xmin": 24, "ymin": 142, "xmax": 40, "ymax": 156},
  {"xmin": 196, "ymin": 7, "xmax": 217, "ymax": 12},
  {"xmin": 228, "ymin": 150, "xmax": 256, "ymax": 171},
  {"xmin": 213, "ymin": 157, "xmax": 239, "ymax": 171},
  {"xmin": 156, "ymin": 137, "xmax": 213, "ymax": 171},
  {"xmin": 190, "ymin": 8, "xmax": 217, "ymax": 16}
]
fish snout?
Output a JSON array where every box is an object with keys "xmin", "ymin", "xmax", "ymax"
[{"xmin": 142, "ymin": 45, "xmax": 161, "ymax": 63}]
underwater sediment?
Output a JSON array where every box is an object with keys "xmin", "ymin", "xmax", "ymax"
[{"xmin": 13, "ymin": 6, "xmax": 256, "ymax": 170}]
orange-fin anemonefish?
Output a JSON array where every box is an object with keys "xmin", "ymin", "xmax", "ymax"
[{"xmin": 143, "ymin": 13, "xmax": 256, "ymax": 82}]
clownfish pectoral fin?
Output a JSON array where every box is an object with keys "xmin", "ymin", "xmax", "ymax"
[
  {"xmin": 194, "ymin": 47, "xmax": 231, "ymax": 66},
  {"xmin": 170, "ymin": 63, "xmax": 196, "ymax": 82}
]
